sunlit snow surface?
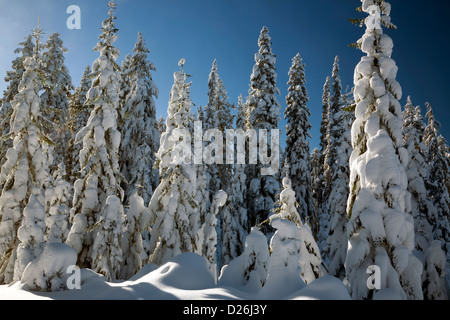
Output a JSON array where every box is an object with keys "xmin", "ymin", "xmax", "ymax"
[{"xmin": 0, "ymin": 253, "xmax": 350, "ymax": 300}]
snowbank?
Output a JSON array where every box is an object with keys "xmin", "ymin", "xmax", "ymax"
[{"xmin": 0, "ymin": 253, "xmax": 350, "ymax": 300}]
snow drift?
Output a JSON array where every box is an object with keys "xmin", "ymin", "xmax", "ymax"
[{"xmin": 0, "ymin": 253, "xmax": 351, "ymax": 300}]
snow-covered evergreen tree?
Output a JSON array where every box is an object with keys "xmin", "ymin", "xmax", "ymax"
[
  {"xmin": 403, "ymin": 98, "xmax": 434, "ymax": 250},
  {"xmin": 121, "ymin": 193, "xmax": 149, "ymax": 280},
  {"xmin": 345, "ymin": 0, "xmax": 423, "ymax": 300},
  {"xmin": 92, "ymin": 195, "xmax": 124, "ymax": 281},
  {"xmin": 1, "ymin": 35, "xmax": 35, "ymax": 104},
  {"xmin": 319, "ymin": 57, "xmax": 346, "ymax": 254},
  {"xmin": 315, "ymin": 76, "xmax": 332, "ymax": 251},
  {"xmin": 316, "ymin": 76, "xmax": 332, "ymax": 204},
  {"xmin": 120, "ymin": 32, "xmax": 160, "ymax": 206},
  {"xmin": 201, "ymin": 61, "xmax": 234, "ymax": 251},
  {"xmin": 319, "ymin": 76, "xmax": 331, "ymax": 168},
  {"xmin": 323, "ymin": 56, "xmax": 343, "ymax": 199},
  {"xmin": 31, "ymin": 19, "xmax": 44, "ymax": 59},
  {"xmin": 157, "ymin": 115, "xmax": 166, "ymax": 136},
  {"xmin": 0, "ymin": 56, "xmax": 49, "ymax": 284},
  {"xmin": 41, "ymin": 32, "xmax": 74, "ymax": 178},
  {"xmin": 220, "ymin": 99, "xmax": 248, "ymax": 267},
  {"xmin": 202, "ymin": 187, "xmax": 219, "ymax": 277},
  {"xmin": 409, "ymin": 102, "xmax": 449, "ymax": 300},
  {"xmin": 119, "ymin": 54, "xmax": 132, "ymax": 114},
  {"xmin": 245, "ymin": 26, "xmax": 281, "ymax": 230},
  {"xmin": 422, "ymin": 240, "xmax": 448, "ymax": 300},
  {"xmin": 221, "ymin": 163, "xmax": 248, "ymax": 268},
  {"xmin": 66, "ymin": 1, "xmax": 124, "ymax": 280},
  {"xmin": 0, "ymin": 35, "xmax": 35, "ymax": 171},
  {"xmin": 148, "ymin": 59, "xmax": 200, "ymax": 266},
  {"xmin": 218, "ymin": 227, "xmax": 270, "ymax": 292},
  {"xmin": 236, "ymin": 94, "xmax": 246, "ymax": 130},
  {"xmin": 261, "ymin": 218, "xmax": 306, "ymax": 298},
  {"xmin": 270, "ymin": 175, "xmax": 302, "ymax": 226},
  {"xmin": 284, "ymin": 53, "xmax": 314, "ymax": 226},
  {"xmin": 203, "ymin": 190, "xmax": 227, "ymax": 278},
  {"xmin": 14, "ymin": 195, "xmax": 46, "ymax": 282},
  {"xmin": 204, "ymin": 60, "xmax": 234, "ymax": 199},
  {"xmin": 20, "ymin": 242, "xmax": 77, "ymax": 292},
  {"xmin": 0, "ymin": 103, "xmax": 13, "ymax": 173},
  {"xmin": 423, "ymin": 103, "xmax": 450, "ymax": 274},
  {"xmin": 46, "ymin": 163, "xmax": 71, "ymax": 243},
  {"xmin": 67, "ymin": 66, "xmax": 93, "ymax": 185},
  {"xmin": 269, "ymin": 176, "xmax": 325, "ymax": 284},
  {"xmin": 325, "ymin": 106, "xmax": 353, "ymax": 279}
]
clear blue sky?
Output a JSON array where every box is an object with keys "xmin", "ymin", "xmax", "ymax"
[{"xmin": 0, "ymin": 0, "xmax": 449, "ymax": 150}]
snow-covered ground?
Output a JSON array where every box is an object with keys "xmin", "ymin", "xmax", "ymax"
[{"xmin": 0, "ymin": 253, "xmax": 350, "ymax": 300}]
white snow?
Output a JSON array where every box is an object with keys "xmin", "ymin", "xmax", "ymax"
[
  {"xmin": 218, "ymin": 228, "xmax": 270, "ymax": 293},
  {"xmin": 20, "ymin": 243, "xmax": 77, "ymax": 292},
  {"xmin": 0, "ymin": 252, "xmax": 350, "ymax": 300}
]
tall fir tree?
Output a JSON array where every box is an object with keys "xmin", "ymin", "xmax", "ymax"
[
  {"xmin": 120, "ymin": 32, "xmax": 160, "ymax": 206},
  {"xmin": 40, "ymin": 32, "xmax": 74, "ymax": 178},
  {"xmin": 0, "ymin": 35, "xmax": 35, "ymax": 171},
  {"xmin": 67, "ymin": 66, "xmax": 93, "ymax": 185},
  {"xmin": 403, "ymin": 98, "xmax": 433, "ymax": 251},
  {"xmin": 148, "ymin": 59, "xmax": 200, "ymax": 266},
  {"xmin": 325, "ymin": 105, "xmax": 353, "ymax": 279},
  {"xmin": 284, "ymin": 53, "xmax": 315, "ymax": 227},
  {"xmin": 320, "ymin": 59, "xmax": 354, "ymax": 276},
  {"xmin": 423, "ymin": 103, "xmax": 450, "ymax": 274},
  {"xmin": 220, "ymin": 100, "xmax": 248, "ymax": 268},
  {"xmin": 319, "ymin": 76, "xmax": 331, "ymax": 160},
  {"xmin": 204, "ymin": 60, "xmax": 234, "ymax": 199},
  {"xmin": 323, "ymin": 57, "xmax": 343, "ymax": 200},
  {"xmin": 403, "ymin": 98, "xmax": 448, "ymax": 299},
  {"xmin": 320, "ymin": 57, "xmax": 345, "ymax": 250},
  {"xmin": 345, "ymin": 0, "xmax": 423, "ymax": 300},
  {"xmin": 245, "ymin": 26, "xmax": 281, "ymax": 230},
  {"xmin": 268, "ymin": 175, "xmax": 326, "ymax": 284},
  {"xmin": 315, "ymin": 76, "xmax": 332, "ymax": 248},
  {"xmin": 66, "ymin": 0, "xmax": 124, "ymax": 281},
  {"xmin": 0, "ymin": 56, "xmax": 50, "ymax": 284}
]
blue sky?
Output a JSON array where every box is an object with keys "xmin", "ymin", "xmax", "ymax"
[{"xmin": 0, "ymin": 0, "xmax": 449, "ymax": 150}]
